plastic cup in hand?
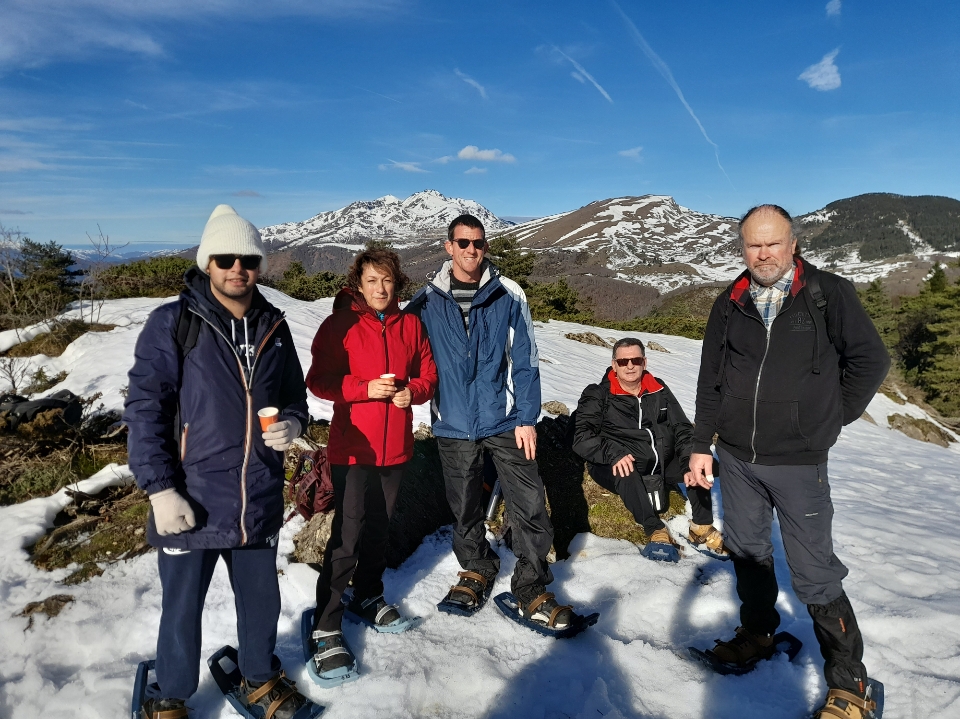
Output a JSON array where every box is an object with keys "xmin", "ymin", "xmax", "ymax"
[
  {"xmin": 258, "ymin": 407, "xmax": 279, "ymax": 431},
  {"xmin": 380, "ymin": 374, "xmax": 396, "ymax": 380}
]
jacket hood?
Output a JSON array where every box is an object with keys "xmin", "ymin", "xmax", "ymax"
[
  {"xmin": 604, "ymin": 367, "xmax": 664, "ymax": 396},
  {"xmin": 332, "ymin": 286, "xmax": 400, "ymax": 317}
]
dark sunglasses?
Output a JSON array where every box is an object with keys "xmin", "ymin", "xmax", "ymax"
[
  {"xmin": 211, "ymin": 254, "xmax": 261, "ymax": 271},
  {"xmin": 453, "ymin": 239, "xmax": 486, "ymax": 250},
  {"xmin": 614, "ymin": 356, "xmax": 645, "ymax": 367}
]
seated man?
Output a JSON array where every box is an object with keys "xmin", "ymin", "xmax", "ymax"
[{"xmin": 572, "ymin": 337, "xmax": 726, "ymax": 557}]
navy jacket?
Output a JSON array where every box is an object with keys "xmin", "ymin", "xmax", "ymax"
[
  {"xmin": 693, "ymin": 258, "xmax": 889, "ymax": 465},
  {"xmin": 407, "ymin": 260, "xmax": 540, "ymax": 440},
  {"xmin": 124, "ymin": 269, "xmax": 308, "ymax": 548}
]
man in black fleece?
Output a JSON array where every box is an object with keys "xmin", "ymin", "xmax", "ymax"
[{"xmin": 687, "ymin": 204, "xmax": 889, "ymax": 719}]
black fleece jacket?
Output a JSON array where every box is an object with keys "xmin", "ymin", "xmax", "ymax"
[{"xmin": 693, "ymin": 258, "xmax": 889, "ymax": 465}]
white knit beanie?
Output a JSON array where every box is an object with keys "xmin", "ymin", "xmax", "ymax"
[{"xmin": 196, "ymin": 204, "xmax": 268, "ymax": 274}]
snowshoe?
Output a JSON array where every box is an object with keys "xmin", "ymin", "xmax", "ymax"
[
  {"xmin": 493, "ymin": 591, "xmax": 600, "ymax": 639},
  {"xmin": 345, "ymin": 594, "xmax": 421, "ymax": 634},
  {"xmin": 300, "ymin": 608, "xmax": 360, "ymax": 688},
  {"xmin": 437, "ymin": 571, "xmax": 493, "ymax": 617},
  {"xmin": 132, "ymin": 659, "xmax": 189, "ymax": 719},
  {"xmin": 811, "ymin": 680, "xmax": 884, "ymax": 719},
  {"xmin": 688, "ymin": 628, "xmax": 803, "ymax": 675},
  {"xmin": 207, "ymin": 645, "xmax": 322, "ymax": 719},
  {"xmin": 687, "ymin": 524, "xmax": 730, "ymax": 561},
  {"xmin": 641, "ymin": 528, "xmax": 682, "ymax": 563}
]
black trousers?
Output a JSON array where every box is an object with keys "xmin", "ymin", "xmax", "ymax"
[
  {"xmin": 314, "ymin": 463, "xmax": 404, "ymax": 632},
  {"xmin": 156, "ymin": 537, "xmax": 281, "ymax": 700},
  {"xmin": 589, "ymin": 463, "xmax": 714, "ymax": 535},
  {"xmin": 437, "ymin": 431, "xmax": 554, "ymax": 601},
  {"xmin": 719, "ymin": 447, "xmax": 868, "ymax": 694}
]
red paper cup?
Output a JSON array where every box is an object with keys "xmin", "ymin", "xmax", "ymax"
[{"xmin": 258, "ymin": 407, "xmax": 279, "ymax": 431}]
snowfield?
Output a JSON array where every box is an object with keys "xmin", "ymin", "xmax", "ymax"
[{"xmin": 1, "ymin": 290, "xmax": 959, "ymax": 719}]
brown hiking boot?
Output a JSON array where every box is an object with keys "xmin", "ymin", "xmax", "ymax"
[
  {"xmin": 710, "ymin": 626, "xmax": 776, "ymax": 666},
  {"xmin": 688, "ymin": 523, "xmax": 729, "ymax": 557},
  {"xmin": 813, "ymin": 688, "xmax": 877, "ymax": 719},
  {"xmin": 648, "ymin": 527, "xmax": 681, "ymax": 550}
]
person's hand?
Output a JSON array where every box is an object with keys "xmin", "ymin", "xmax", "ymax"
[
  {"xmin": 612, "ymin": 454, "xmax": 635, "ymax": 478},
  {"xmin": 150, "ymin": 488, "xmax": 196, "ymax": 536},
  {"xmin": 263, "ymin": 416, "xmax": 301, "ymax": 451},
  {"xmin": 391, "ymin": 387, "xmax": 412, "ymax": 408},
  {"xmin": 367, "ymin": 378, "xmax": 397, "ymax": 400},
  {"xmin": 515, "ymin": 425, "xmax": 537, "ymax": 461},
  {"xmin": 685, "ymin": 452, "xmax": 715, "ymax": 489}
]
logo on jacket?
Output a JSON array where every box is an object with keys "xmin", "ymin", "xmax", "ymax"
[
  {"xmin": 789, "ymin": 311, "xmax": 814, "ymax": 331},
  {"xmin": 162, "ymin": 547, "xmax": 191, "ymax": 555},
  {"xmin": 275, "ymin": 337, "xmax": 282, "ymax": 347}
]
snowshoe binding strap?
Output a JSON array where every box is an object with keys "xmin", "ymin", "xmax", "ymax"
[
  {"xmin": 814, "ymin": 688, "xmax": 877, "ymax": 719},
  {"xmin": 141, "ymin": 703, "xmax": 188, "ymax": 719},
  {"xmin": 355, "ymin": 595, "xmax": 401, "ymax": 626},
  {"xmin": 446, "ymin": 571, "xmax": 489, "ymax": 606},
  {"xmin": 522, "ymin": 593, "xmax": 573, "ymax": 629},
  {"xmin": 311, "ymin": 629, "xmax": 353, "ymax": 665},
  {"xmin": 243, "ymin": 672, "xmax": 303, "ymax": 719}
]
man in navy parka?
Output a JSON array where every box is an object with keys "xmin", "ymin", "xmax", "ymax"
[{"xmin": 124, "ymin": 205, "xmax": 316, "ymax": 718}]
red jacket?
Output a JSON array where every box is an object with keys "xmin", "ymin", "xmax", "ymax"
[{"xmin": 306, "ymin": 289, "xmax": 437, "ymax": 466}]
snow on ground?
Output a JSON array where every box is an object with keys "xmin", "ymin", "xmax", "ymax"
[{"xmin": 2, "ymin": 295, "xmax": 960, "ymax": 718}]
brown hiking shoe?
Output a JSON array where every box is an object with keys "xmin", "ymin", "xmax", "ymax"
[
  {"xmin": 813, "ymin": 688, "xmax": 877, "ymax": 719},
  {"xmin": 710, "ymin": 626, "xmax": 776, "ymax": 666},
  {"xmin": 688, "ymin": 523, "xmax": 729, "ymax": 557}
]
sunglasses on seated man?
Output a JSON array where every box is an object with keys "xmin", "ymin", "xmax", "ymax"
[
  {"xmin": 453, "ymin": 239, "xmax": 486, "ymax": 250},
  {"xmin": 211, "ymin": 254, "xmax": 262, "ymax": 270},
  {"xmin": 614, "ymin": 356, "xmax": 646, "ymax": 367}
]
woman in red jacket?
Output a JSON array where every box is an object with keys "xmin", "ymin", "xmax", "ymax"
[{"xmin": 304, "ymin": 248, "xmax": 437, "ymax": 686}]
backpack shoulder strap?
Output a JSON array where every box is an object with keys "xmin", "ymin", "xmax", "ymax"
[
  {"xmin": 175, "ymin": 301, "xmax": 202, "ymax": 359},
  {"xmin": 806, "ymin": 268, "xmax": 828, "ymax": 321}
]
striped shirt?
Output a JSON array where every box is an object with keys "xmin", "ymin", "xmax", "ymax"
[
  {"xmin": 449, "ymin": 276, "xmax": 479, "ymax": 332},
  {"xmin": 750, "ymin": 263, "xmax": 795, "ymax": 330}
]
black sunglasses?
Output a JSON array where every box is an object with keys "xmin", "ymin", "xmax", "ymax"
[
  {"xmin": 614, "ymin": 356, "xmax": 645, "ymax": 367},
  {"xmin": 453, "ymin": 239, "xmax": 486, "ymax": 250},
  {"xmin": 211, "ymin": 254, "xmax": 261, "ymax": 270}
]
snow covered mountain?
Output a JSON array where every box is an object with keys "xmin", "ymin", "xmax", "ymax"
[{"xmin": 260, "ymin": 189, "xmax": 513, "ymax": 249}]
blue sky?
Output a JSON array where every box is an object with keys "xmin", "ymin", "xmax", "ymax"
[{"xmin": 0, "ymin": 0, "xmax": 957, "ymax": 249}]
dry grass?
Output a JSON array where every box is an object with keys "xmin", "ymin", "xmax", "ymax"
[
  {"xmin": 6, "ymin": 321, "xmax": 115, "ymax": 358},
  {"xmin": 583, "ymin": 471, "xmax": 687, "ymax": 545}
]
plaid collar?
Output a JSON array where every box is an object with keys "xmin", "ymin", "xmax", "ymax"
[{"xmin": 750, "ymin": 263, "xmax": 795, "ymax": 329}]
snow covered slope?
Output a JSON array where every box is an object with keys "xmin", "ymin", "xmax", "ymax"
[
  {"xmin": 260, "ymin": 189, "xmax": 512, "ymax": 249},
  {"xmin": 1, "ymin": 294, "xmax": 959, "ymax": 719}
]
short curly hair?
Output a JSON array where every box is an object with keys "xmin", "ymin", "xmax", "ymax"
[{"xmin": 346, "ymin": 248, "xmax": 409, "ymax": 296}]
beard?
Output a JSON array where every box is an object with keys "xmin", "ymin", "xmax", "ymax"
[
  {"xmin": 211, "ymin": 274, "xmax": 255, "ymax": 299},
  {"xmin": 749, "ymin": 260, "xmax": 791, "ymax": 286}
]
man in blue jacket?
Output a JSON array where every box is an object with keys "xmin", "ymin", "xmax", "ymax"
[
  {"xmin": 408, "ymin": 214, "xmax": 580, "ymax": 632},
  {"xmin": 125, "ymin": 205, "xmax": 317, "ymax": 719}
]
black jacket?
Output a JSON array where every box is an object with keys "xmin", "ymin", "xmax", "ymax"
[
  {"xmin": 573, "ymin": 368, "xmax": 693, "ymax": 482},
  {"xmin": 124, "ymin": 268, "xmax": 309, "ymax": 549},
  {"xmin": 693, "ymin": 258, "xmax": 889, "ymax": 465}
]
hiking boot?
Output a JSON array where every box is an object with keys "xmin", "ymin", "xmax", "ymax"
[
  {"xmin": 648, "ymin": 527, "xmax": 681, "ymax": 550},
  {"xmin": 141, "ymin": 698, "xmax": 188, "ymax": 719},
  {"xmin": 710, "ymin": 626, "xmax": 776, "ymax": 666},
  {"xmin": 688, "ymin": 523, "xmax": 729, "ymax": 557},
  {"xmin": 242, "ymin": 672, "xmax": 312, "ymax": 719},
  {"xmin": 347, "ymin": 594, "xmax": 401, "ymax": 628},
  {"xmin": 813, "ymin": 688, "xmax": 877, "ymax": 719},
  {"xmin": 516, "ymin": 584, "xmax": 573, "ymax": 630},
  {"xmin": 443, "ymin": 570, "xmax": 495, "ymax": 611},
  {"xmin": 309, "ymin": 629, "xmax": 356, "ymax": 675}
]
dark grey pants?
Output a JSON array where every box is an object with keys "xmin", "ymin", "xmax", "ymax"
[
  {"xmin": 719, "ymin": 447, "xmax": 868, "ymax": 694},
  {"xmin": 437, "ymin": 431, "xmax": 554, "ymax": 602}
]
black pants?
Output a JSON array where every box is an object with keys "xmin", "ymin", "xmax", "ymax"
[
  {"xmin": 589, "ymin": 463, "xmax": 713, "ymax": 535},
  {"xmin": 719, "ymin": 447, "xmax": 868, "ymax": 694},
  {"xmin": 437, "ymin": 431, "xmax": 554, "ymax": 602},
  {"xmin": 156, "ymin": 537, "xmax": 281, "ymax": 700},
  {"xmin": 314, "ymin": 463, "xmax": 403, "ymax": 632}
]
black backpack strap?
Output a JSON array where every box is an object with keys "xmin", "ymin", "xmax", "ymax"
[
  {"xmin": 175, "ymin": 300, "xmax": 202, "ymax": 359},
  {"xmin": 806, "ymin": 269, "xmax": 828, "ymax": 321}
]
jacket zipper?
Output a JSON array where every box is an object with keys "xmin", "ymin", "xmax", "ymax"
[
  {"xmin": 188, "ymin": 308, "xmax": 284, "ymax": 545},
  {"xmin": 380, "ymin": 316, "xmax": 390, "ymax": 466},
  {"xmin": 637, "ymin": 394, "xmax": 659, "ymax": 475},
  {"xmin": 750, "ymin": 325, "xmax": 774, "ymax": 462},
  {"xmin": 180, "ymin": 423, "xmax": 189, "ymax": 462}
]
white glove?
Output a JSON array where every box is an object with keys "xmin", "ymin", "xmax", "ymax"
[
  {"xmin": 150, "ymin": 488, "xmax": 196, "ymax": 536},
  {"xmin": 262, "ymin": 416, "xmax": 301, "ymax": 451}
]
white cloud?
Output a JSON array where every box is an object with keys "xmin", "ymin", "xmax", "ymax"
[
  {"xmin": 464, "ymin": 166, "xmax": 486, "ymax": 174},
  {"xmin": 799, "ymin": 49, "xmax": 842, "ymax": 91},
  {"xmin": 378, "ymin": 159, "xmax": 428, "ymax": 173},
  {"xmin": 618, "ymin": 146, "xmax": 643, "ymax": 161},
  {"xmin": 553, "ymin": 47, "xmax": 612, "ymax": 103},
  {"xmin": 433, "ymin": 155, "xmax": 455, "ymax": 164},
  {"xmin": 570, "ymin": 71, "xmax": 585, "ymax": 84},
  {"xmin": 826, "ymin": 0, "xmax": 842, "ymax": 17},
  {"xmin": 454, "ymin": 69, "xmax": 487, "ymax": 100},
  {"xmin": 457, "ymin": 145, "xmax": 515, "ymax": 163}
]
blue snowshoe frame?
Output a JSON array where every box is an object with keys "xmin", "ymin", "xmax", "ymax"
[
  {"xmin": 300, "ymin": 608, "xmax": 361, "ymax": 688},
  {"xmin": 344, "ymin": 603, "xmax": 422, "ymax": 634},
  {"xmin": 641, "ymin": 542, "xmax": 681, "ymax": 563},
  {"xmin": 865, "ymin": 679, "xmax": 884, "ymax": 719},
  {"xmin": 689, "ymin": 543, "xmax": 730, "ymax": 561},
  {"xmin": 493, "ymin": 592, "xmax": 600, "ymax": 639},
  {"xmin": 687, "ymin": 631, "xmax": 803, "ymax": 675},
  {"xmin": 207, "ymin": 645, "xmax": 323, "ymax": 719},
  {"xmin": 131, "ymin": 659, "xmax": 157, "ymax": 719}
]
